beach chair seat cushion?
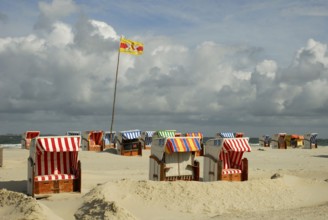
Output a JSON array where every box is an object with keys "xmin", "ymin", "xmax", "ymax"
[
  {"xmin": 222, "ymin": 169, "xmax": 242, "ymax": 175},
  {"xmin": 34, "ymin": 174, "xmax": 76, "ymax": 181}
]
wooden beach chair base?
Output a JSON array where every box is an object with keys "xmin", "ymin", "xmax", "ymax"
[
  {"xmin": 29, "ymin": 159, "xmax": 82, "ymax": 197},
  {"xmin": 103, "ymin": 144, "xmax": 115, "ymax": 150},
  {"xmin": 89, "ymin": 145, "xmax": 103, "ymax": 152},
  {"xmin": 204, "ymin": 154, "xmax": 248, "ymax": 182},
  {"xmin": 34, "ymin": 179, "xmax": 78, "ymax": 194},
  {"xmin": 121, "ymin": 150, "xmax": 141, "ymax": 156},
  {"xmin": 120, "ymin": 142, "xmax": 142, "ymax": 156}
]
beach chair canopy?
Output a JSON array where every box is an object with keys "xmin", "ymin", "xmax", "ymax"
[
  {"xmin": 25, "ymin": 131, "xmax": 40, "ymax": 139},
  {"xmin": 165, "ymin": 137, "xmax": 201, "ymax": 154},
  {"xmin": 222, "ymin": 138, "xmax": 251, "ymax": 152},
  {"xmin": 290, "ymin": 134, "xmax": 299, "ymax": 139},
  {"xmin": 155, "ymin": 130, "xmax": 176, "ymax": 138},
  {"xmin": 185, "ymin": 132, "xmax": 203, "ymax": 139},
  {"xmin": 217, "ymin": 132, "xmax": 235, "ymax": 138},
  {"xmin": 121, "ymin": 130, "xmax": 141, "ymax": 140},
  {"xmin": 36, "ymin": 136, "xmax": 80, "ymax": 152},
  {"xmin": 220, "ymin": 138, "xmax": 251, "ymax": 170}
]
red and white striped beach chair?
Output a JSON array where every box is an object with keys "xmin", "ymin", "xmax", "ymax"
[
  {"xmin": 81, "ymin": 130, "xmax": 103, "ymax": 152},
  {"xmin": 21, "ymin": 131, "xmax": 40, "ymax": 150},
  {"xmin": 149, "ymin": 131, "xmax": 201, "ymax": 181},
  {"xmin": 27, "ymin": 136, "xmax": 81, "ymax": 197},
  {"xmin": 203, "ymin": 137, "xmax": 251, "ymax": 181}
]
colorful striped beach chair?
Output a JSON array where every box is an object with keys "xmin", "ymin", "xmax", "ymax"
[
  {"xmin": 27, "ymin": 136, "xmax": 81, "ymax": 197},
  {"xmin": 141, "ymin": 131, "xmax": 155, "ymax": 150},
  {"xmin": 203, "ymin": 137, "xmax": 251, "ymax": 181},
  {"xmin": 81, "ymin": 130, "xmax": 103, "ymax": 152},
  {"xmin": 116, "ymin": 130, "xmax": 142, "ymax": 156},
  {"xmin": 21, "ymin": 131, "xmax": 40, "ymax": 150},
  {"xmin": 149, "ymin": 130, "xmax": 201, "ymax": 181},
  {"xmin": 185, "ymin": 132, "xmax": 204, "ymax": 156},
  {"xmin": 102, "ymin": 131, "xmax": 116, "ymax": 150},
  {"xmin": 304, "ymin": 133, "xmax": 318, "ymax": 149}
]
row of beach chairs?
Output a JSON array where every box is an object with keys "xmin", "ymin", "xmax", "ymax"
[
  {"xmin": 259, "ymin": 133, "xmax": 318, "ymax": 149},
  {"xmin": 149, "ymin": 131, "xmax": 250, "ymax": 182},
  {"xmin": 21, "ymin": 130, "xmax": 154, "ymax": 155},
  {"xmin": 21, "ymin": 130, "xmax": 319, "ymax": 197},
  {"xmin": 25, "ymin": 131, "xmax": 251, "ymax": 197}
]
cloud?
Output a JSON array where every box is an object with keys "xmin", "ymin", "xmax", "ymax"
[
  {"xmin": 249, "ymin": 39, "xmax": 328, "ymax": 119},
  {"xmin": 34, "ymin": 0, "xmax": 78, "ymax": 30}
]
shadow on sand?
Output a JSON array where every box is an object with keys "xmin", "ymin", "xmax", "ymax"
[
  {"xmin": 313, "ymin": 155, "xmax": 328, "ymax": 158},
  {"xmin": 0, "ymin": 180, "xmax": 27, "ymax": 194},
  {"xmin": 101, "ymin": 148, "xmax": 118, "ymax": 155}
]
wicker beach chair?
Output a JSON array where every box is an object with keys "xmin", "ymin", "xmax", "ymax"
[
  {"xmin": 21, "ymin": 131, "xmax": 40, "ymax": 150},
  {"xmin": 141, "ymin": 131, "xmax": 155, "ymax": 150},
  {"xmin": 271, "ymin": 133, "xmax": 287, "ymax": 149},
  {"xmin": 102, "ymin": 131, "xmax": 116, "ymax": 150},
  {"xmin": 203, "ymin": 137, "xmax": 251, "ymax": 181},
  {"xmin": 259, "ymin": 135, "xmax": 271, "ymax": 147},
  {"xmin": 304, "ymin": 133, "xmax": 318, "ymax": 149},
  {"xmin": 116, "ymin": 130, "xmax": 142, "ymax": 156},
  {"xmin": 27, "ymin": 136, "xmax": 81, "ymax": 197},
  {"xmin": 81, "ymin": 130, "xmax": 103, "ymax": 152},
  {"xmin": 149, "ymin": 130, "xmax": 201, "ymax": 181}
]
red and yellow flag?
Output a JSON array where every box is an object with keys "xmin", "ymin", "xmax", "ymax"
[{"xmin": 119, "ymin": 38, "xmax": 143, "ymax": 55}]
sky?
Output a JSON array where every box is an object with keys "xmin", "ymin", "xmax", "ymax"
[{"xmin": 1, "ymin": 0, "xmax": 328, "ymax": 138}]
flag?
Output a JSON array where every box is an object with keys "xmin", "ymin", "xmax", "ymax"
[{"xmin": 119, "ymin": 38, "xmax": 144, "ymax": 55}]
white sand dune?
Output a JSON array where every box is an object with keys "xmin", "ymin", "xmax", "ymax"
[{"xmin": 0, "ymin": 146, "xmax": 328, "ymax": 219}]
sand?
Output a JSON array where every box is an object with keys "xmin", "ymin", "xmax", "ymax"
[{"xmin": 0, "ymin": 145, "xmax": 328, "ymax": 219}]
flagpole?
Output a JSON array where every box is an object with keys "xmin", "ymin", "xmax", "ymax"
[{"xmin": 110, "ymin": 37, "xmax": 122, "ymax": 137}]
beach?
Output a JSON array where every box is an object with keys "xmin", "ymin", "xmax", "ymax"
[{"xmin": 0, "ymin": 145, "xmax": 328, "ymax": 220}]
